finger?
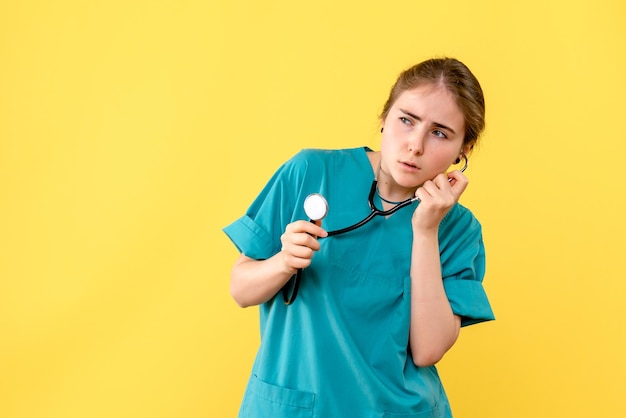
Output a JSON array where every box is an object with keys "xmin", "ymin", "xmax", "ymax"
[
  {"xmin": 433, "ymin": 172, "xmax": 453, "ymax": 188},
  {"xmin": 446, "ymin": 170, "xmax": 469, "ymax": 196},
  {"xmin": 307, "ymin": 221, "xmax": 328, "ymax": 238},
  {"xmin": 284, "ymin": 232, "xmax": 321, "ymax": 251},
  {"xmin": 420, "ymin": 179, "xmax": 441, "ymax": 197},
  {"xmin": 414, "ymin": 185, "xmax": 432, "ymax": 202},
  {"xmin": 286, "ymin": 242, "xmax": 316, "ymax": 259},
  {"xmin": 285, "ymin": 220, "xmax": 313, "ymax": 233},
  {"xmin": 282, "ymin": 251, "xmax": 313, "ymax": 270},
  {"xmin": 418, "ymin": 176, "xmax": 458, "ymax": 207},
  {"xmin": 290, "ymin": 258, "xmax": 312, "ymax": 270},
  {"xmin": 280, "ymin": 242, "xmax": 316, "ymax": 271},
  {"xmin": 288, "ymin": 220, "xmax": 328, "ymax": 238}
]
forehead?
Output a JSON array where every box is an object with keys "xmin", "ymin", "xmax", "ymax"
[
  {"xmin": 392, "ymin": 85, "xmax": 464, "ymax": 127},
  {"xmin": 393, "ymin": 84, "xmax": 457, "ymax": 108}
]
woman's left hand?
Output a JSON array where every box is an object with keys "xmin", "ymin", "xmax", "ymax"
[{"xmin": 412, "ymin": 170, "xmax": 469, "ymax": 232}]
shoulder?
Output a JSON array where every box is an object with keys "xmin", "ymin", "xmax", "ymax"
[
  {"xmin": 284, "ymin": 147, "xmax": 369, "ymax": 172},
  {"xmin": 288, "ymin": 147, "xmax": 368, "ymax": 163}
]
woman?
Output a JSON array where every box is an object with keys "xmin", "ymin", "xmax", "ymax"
[{"xmin": 224, "ymin": 57, "xmax": 495, "ymax": 417}]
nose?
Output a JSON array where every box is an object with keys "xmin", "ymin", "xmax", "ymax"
[{"xmin": 407, "ymin": 129, "xmax": 426, "ymax": 155}]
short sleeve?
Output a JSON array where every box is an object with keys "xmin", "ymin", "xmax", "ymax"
[
  {"xmin": 439, "ymin": 205, "xmax": 495, "ymax": 327},
  {"xmin": 222, "ymin": 150, "xmax": 313, "ymax": 261}
]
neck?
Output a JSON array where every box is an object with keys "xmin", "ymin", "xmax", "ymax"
[{"xmin": 375, "ymin": 162, "xmax": 415, "ymax": 203}]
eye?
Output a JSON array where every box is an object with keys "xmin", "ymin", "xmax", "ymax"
[
  {"xmin": 432, "ymin": 129, "xmax": 448, "ymax": 139},
  {"xmin": 399, "ymin": 116, "xmax": 412, "ymax": 125}
]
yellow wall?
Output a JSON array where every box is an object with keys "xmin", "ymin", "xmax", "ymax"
[{"xmin": 1, "ymin": 1, "xmax": 625, "ymax": 417}]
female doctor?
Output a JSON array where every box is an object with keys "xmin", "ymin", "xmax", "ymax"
[{"xmin": 223, "ymin": 57, "xmax": 494, "ymax": 417}]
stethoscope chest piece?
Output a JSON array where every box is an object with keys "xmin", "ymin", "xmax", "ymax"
[{"xmin": 303, "ymin": 193, "xmax": 328, "ymax": 221}]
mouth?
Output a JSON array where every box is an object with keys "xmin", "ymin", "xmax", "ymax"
[{"xmin": 400, "ymin": 160, "xmax": 420, "ymax": 171}]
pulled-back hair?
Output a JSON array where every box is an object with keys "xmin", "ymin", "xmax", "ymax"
[{"xmin": 380, "ymin": 58, "xmax": 486, "ymax": 147}]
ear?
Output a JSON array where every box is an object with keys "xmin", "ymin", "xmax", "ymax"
[{"xmin": 462, "ymin": 141, "xmax": 475, "ymax": 156}]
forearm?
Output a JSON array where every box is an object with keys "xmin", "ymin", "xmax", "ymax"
[
  {"xmin": 230, "ymin": 253, "xmax": 294, "ymax": 308},
  {"xmin": 409, "ymin": 229, "xmax": 460, "ymax": 367},
  {"xmin": 229, "ymin": 220, "xmax": 327, "ymax": 307}
]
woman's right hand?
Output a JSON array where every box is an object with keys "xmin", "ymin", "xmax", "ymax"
[
  {"xmin": 279, "ymin": 220, "xmax": 328, "ymax": 274},
  {"xmin": 230, "ymin": 220, "xmax": 327, "ymax": 307}
]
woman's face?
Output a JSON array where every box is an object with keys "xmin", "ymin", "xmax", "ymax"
[{"xmin": 380, "ymin": 84, "xmax": 467, "ymax": 193}]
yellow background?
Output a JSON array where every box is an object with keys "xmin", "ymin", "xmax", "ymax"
[{"xmin": 1, "ymin": 0, "xmax": 625, "ymax": 417}]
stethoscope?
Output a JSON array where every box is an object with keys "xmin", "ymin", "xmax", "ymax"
[{"xmin": 282, "ymin": 154, "xmax": 468, "ymax": 304}]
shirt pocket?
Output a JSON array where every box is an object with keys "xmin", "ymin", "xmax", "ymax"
[{"xmin": 239, "ymin": 374, "xmax": 315, "ymax": 418}]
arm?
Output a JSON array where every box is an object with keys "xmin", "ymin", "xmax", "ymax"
[
  {"xmin": 408, "ymin": 171, "xmax": 466, "ymax": 367},
  {"xmin": 230, "ymin": 220, "xmax": 327, "ymax": 307},
  {"xmin": 409, "ymin": 230, "xmax": 461, "ymax": 366}
]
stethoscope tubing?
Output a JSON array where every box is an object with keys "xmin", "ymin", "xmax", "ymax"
[
  {"xmin": 326, "ymin": 181, "xmax": 417, "ymax": 236},
  {"xmin": 283, "ymin": 154, "xmax": 468, "ymax": 304},
  {"xmin": 284, "ymin": 181, "xmax": 416, "ymax": 304}
]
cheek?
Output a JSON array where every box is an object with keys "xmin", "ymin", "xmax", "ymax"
[
  {"xmin": 380, "ymin": 136, "xmax": 400, "ymax": 160},
  {"xmin": 379, "ymin": 133, "xmax": 391, "ymax": 152},
  {"xmin": 437, "ymin": 150, "xmax": 461, "ymax": 168},
  {"xmin": 427, "ymin": 143, "xmax": 458, "ymax": 164},
  {"xmin": 380, "ymin": 129, "xmax": 403, "ymax": 149}
]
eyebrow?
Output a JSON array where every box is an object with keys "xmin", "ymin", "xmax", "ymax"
[{"xmin": 400, "ymin": 109, "xmax": 456, "ymax": 135}]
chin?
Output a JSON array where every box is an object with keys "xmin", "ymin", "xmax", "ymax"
[{"xmin": 394, "ymin": 174, "xmax": 424, "ymax": 190}]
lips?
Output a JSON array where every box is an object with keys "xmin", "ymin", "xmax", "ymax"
[{"xmin": 400, "ymin": 160, "xmax": 420, "ymax": 170}]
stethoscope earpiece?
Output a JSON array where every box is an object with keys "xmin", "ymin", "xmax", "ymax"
[{"xmin": 458, "ymin": 153, "xmax": 469, "ymax": 173}]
